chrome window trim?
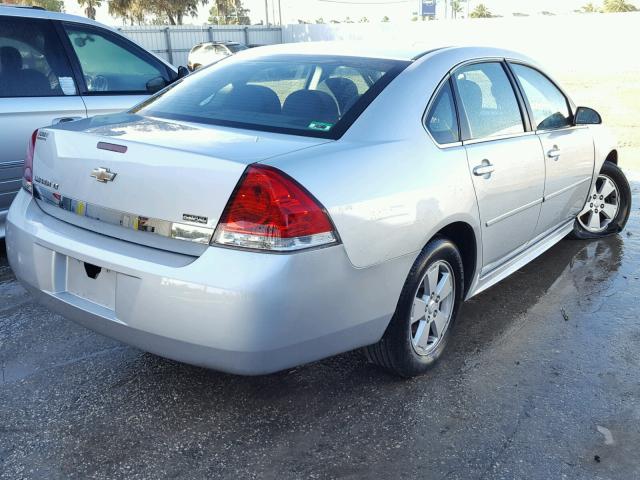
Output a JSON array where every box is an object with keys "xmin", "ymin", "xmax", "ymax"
[
  {"xmin": 433, "ymin": 140, "xmax": 464, "ymax": 148},
  {"xmin": 462, "ymin": 130, "xmax": 536, "ymax": 146},
  {"xmin": 505, "ymin": 58, "xmax": 577, "ymax": 110},
  {"xmin": 450, "ymin": 58, "xmax": 529, "ymax": 144},
  {"xmin": 424, "ymin": 56, "xmax": 527, "ymax": 149},
  {"xmin": 535, "ymin": 125, "xmax": 589, "ymax": 135},
  {"xmin": 33, "ymin": 185, "xmax": 214, "ymax": 245},
  {"xmin": 421, "ymin": 74, "xmax": 463, "ymax": 149},
  {"xmin": 505, "ymin": 60, "xmax": 578, "ymax": 131},
  {"xmin": 424, "ymin": 56, "xmax": 588, "ymax": 149}
]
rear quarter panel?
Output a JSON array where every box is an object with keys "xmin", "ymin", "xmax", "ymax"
[
  {"xmin": 265, "ymin": 49, "xmax": 486, "ymax": 269},
  {"xmin": 267, "ymin": 138, "xmax": 477, "ymax": 270}
]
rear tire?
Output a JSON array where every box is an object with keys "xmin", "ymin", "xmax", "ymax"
[
  {"xmin": 364, "ymin": 237, "xmax": 464, "ymax": 377},
  {"xmin": 571, "ymin": 161, "xmax": 631, "ymax": 239}
]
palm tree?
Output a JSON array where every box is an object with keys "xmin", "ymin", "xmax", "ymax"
[
  {"xmin": 470, "ymin": 3, "xmax": 492, "ymax": 18},
  {"xmin": 209, "ymin": 0, "xmax": 250, "ymax": 25},
  {"xmin": 109, "ymin": 0, "xmax": 146, "ymax": 24},
  {"xmin": 581, "ymin": 2, "xmax": 600, "ymax": 12},
  {"xmin": 77, "ymin": 0, "xmax": 101, "ymax": 19},
  {"xmin": 603, "ymin": 0, "xmax": 638, "ymax": 11},
  {"xmin": 450, "ymin": 0, "xmax": 463, "ymax": 18}
]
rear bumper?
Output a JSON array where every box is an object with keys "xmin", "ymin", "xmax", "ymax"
[{"xmin": 7, "ymin": 190, "xmax": 411, "ymax": 374}]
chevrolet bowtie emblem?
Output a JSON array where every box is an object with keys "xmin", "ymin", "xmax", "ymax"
[{"xmin": 91, "ymin": 167, "xmax": 117, "ymax": 183}]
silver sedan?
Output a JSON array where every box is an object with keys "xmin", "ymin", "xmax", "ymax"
[{"xmin": 6, "ymin": 43, "xmax": 631, "ymax": 377}]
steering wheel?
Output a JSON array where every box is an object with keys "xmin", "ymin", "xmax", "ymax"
[{"xmin": 86, "ymin": 74, "xmax": 109, "ymax": 92}]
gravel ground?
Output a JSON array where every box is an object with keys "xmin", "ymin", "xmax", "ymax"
[{"xmin": 1, "ymin": 181, "xmax": 639, "ymax": 480}]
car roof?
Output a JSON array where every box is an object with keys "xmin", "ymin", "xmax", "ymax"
[
  {"xmin": 0, "ymin": 4, "xmax": 107, "ymax": 28},
  {"xmin": 241, "ymin": 41, "xmax": 434, "ymax": 61},
  {"xmin": 197, "ymin": 41, "xmax": 242, "ymax": 46},
  {"xmin": 238, "ymin": 42, "xmax": 535, "ymax": 64}
]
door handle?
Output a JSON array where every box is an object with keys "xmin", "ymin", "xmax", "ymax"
[
  {"xmin": 51, "ymin": 116, "xmax": 82, "ymax": 125},
  {"xmin": 473, "ymin": 160, "xmax": 495, "ymax": 178},
  {"xmin": 547, "ymin": 145, "xmax": 561, "ymax": 160}
]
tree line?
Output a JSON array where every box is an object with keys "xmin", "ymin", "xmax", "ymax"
[
  {"xmin": 67, "ymin": 0, "xmax": 249, "ymax": 25},
  {"xmin": 5, "ymin": 0, "xmax": 638, "ymax": 23}
]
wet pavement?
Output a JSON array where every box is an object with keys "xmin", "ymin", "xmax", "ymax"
[{"xmin": 1, "ymin": 182, "xmax": 639, "ymax": 480}]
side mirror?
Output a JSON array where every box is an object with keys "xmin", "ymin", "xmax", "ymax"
[
  {"xmin": 177, "ymin": 65, "xmax": 190, "ymax": 79},
  {"xmin": 575, "ymin": 106, "xmax": 602, "ymax": 125},
  {"xmin": 145, "ymin": 76, "xmax": 167, "ymax": 93}
]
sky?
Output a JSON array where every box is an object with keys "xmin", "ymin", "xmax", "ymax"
[{"xmin": 62, "ymin": 0, "xmax": 598, "ymax": 26}]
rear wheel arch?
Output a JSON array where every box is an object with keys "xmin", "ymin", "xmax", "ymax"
[
  {"xmin": 605, "ymin": 150, "xmax": 618, "ymax": 165},
  {"xmin": 435, "ymin": 222, "xmax": 477, "ymax": 296}
]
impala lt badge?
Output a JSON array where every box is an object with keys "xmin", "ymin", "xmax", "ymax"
[{"xmin": 91, "ymin": 167, "xmax": 117, "ymax": 183}]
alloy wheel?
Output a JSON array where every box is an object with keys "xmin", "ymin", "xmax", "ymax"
[
  {"xmin": 577, "ymin": 174, "xmax": 620, "ymax": 233},
  {"xmin": 410, "ymin": 260, "xmax": 455, "ymax": 356}
]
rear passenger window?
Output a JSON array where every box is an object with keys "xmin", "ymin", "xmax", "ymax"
[
  {"xmin": 0, "ymin": 17, "xmax": 77, "ymax": 97},
  {"xmin": 425, "ymin": 80, "xmax": 459, "ymax": 144},
  {"xmin": 453, "ymin": 62, "xmax": 524, "ymax": 140},
  {"xmin": 510, "ymin": 63, "xmax": 571, "ymax": 130}
]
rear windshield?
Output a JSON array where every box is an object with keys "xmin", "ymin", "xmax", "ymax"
[{"xmin": 133, "ymin": 54, "xmax": 409, "ymax": 139}]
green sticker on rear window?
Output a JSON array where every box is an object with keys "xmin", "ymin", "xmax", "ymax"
[{"xmin": 308, "ymin": 121, "xmax": 334, "ymax": 131}]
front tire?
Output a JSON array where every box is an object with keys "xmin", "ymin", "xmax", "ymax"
[
  {"xmin": 571, "ymin": 161, "xmax": 631, "ymax": 239},
  {"xmin": 364, "ymin": 237, "xmax": 464, "ymax": 377}
]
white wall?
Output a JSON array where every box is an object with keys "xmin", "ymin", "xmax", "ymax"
[
  {"xmin": 282, "ymin": 13, "xmax": 640, "ymax": 77},
  {"xmin": 119, "ymin": 14, "xmax": 640, "ymax": 75}
]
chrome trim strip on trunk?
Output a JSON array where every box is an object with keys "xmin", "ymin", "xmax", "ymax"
[{"xmin": 33, "ymin": 185, "xmax": 214, "ymax": 245}]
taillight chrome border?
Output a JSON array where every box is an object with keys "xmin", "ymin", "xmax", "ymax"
[{"xmin": 212, "ymin": 229, "xmax": 338, "ymax": 252}]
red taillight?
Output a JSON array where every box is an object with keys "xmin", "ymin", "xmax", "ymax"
[
  {"xmin": 23, "ymin": 129, "xmax": 38, "ymax": 194},
  {"xmin": 213, "ymin": 165, "xmax": 338, "ymax": 251}
]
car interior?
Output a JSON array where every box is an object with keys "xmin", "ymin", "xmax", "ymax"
[
  {"xmin": 171, "ymin": 72, "xmax": 365, "ymax": 135},
  {"xmin": 220, "ymin": 76, "xmax": 362, "ymax": 123},
  {"xmin": 210, "ymin": 68, "xmax": 368, "ymax": 128},
  {"xmin": 136, "ymin": 57, "xmax": 404, "ymax": 135},
  {"xmin": 455, "ymin": 71, "xmax": 524, "ymax": 139},
  {"xmin": 0, "ymin": 44, "xmax": 58, "ymax": 97}
]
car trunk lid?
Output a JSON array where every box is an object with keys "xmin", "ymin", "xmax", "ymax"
[{"xmin": 32, "ymin": 114, "xmax": 330, "ymax": 256}]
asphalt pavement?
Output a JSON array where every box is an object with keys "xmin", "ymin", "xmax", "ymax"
[{"xmin": 1, "ymin": 181, "xmax": 639, "ymax": 480}]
